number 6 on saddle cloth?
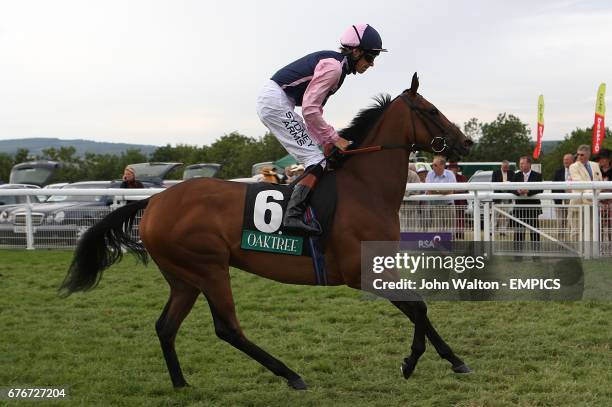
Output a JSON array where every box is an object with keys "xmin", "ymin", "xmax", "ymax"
[{"xmin": 240, "ymin": 174, "xmax": 337, "ymax": 285}]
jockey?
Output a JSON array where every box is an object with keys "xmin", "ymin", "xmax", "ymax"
[{"xmin": 256, "ymin": 24, "xmax": 387, "ymax": 234}]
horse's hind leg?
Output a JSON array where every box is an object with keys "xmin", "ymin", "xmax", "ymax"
[
  {"xmin": 155, "ymin": 275, "xmax": 199, "ymax": 388},
  {"xmin": 201, "ymin": 270, "xmax": 307, "ymax": 390}
]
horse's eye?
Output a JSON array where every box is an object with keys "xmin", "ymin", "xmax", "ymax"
[{"xmin": 430, "ymin": 108, "xmax": 439, "ymax": 115}]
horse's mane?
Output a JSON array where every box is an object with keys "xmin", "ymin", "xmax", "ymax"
[{"xmin": 339, "ymin": 93, "xmax": 393, "ymax": 147}]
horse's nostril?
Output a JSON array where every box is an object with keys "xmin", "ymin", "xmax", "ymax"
[{"xmin": 465, "ymin": 139, "xmax": 474, "ymax": 147}]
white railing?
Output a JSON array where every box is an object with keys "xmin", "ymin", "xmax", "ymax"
[
  {"xmin": 1, "ymin": 183, "xmax": 612, "ymax": 256},
  {"xmin": 403, "ymin": 181, "xmax": 612, "ymax": 258},
  {"xmin": 404, "ymin": 182, "xmax": 612, "ymax": 245}
]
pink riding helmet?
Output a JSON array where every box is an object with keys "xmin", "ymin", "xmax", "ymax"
[{"xmin": 340, "ymin": 24, "xmax": 388, "ymax": 53}]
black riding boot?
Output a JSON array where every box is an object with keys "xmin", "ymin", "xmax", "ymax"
[{"xmin": 283, "ymin": 174, "xmax": 322, "ymax": 235}]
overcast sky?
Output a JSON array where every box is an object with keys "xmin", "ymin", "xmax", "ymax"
[{"xmin": 1, "ymin": 0, "xmax": 610, "ymax": 147}]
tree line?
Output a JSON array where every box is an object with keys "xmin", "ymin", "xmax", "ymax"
[
  {"xmin": 1, "ymin": 118, "xmax": 610, "ymax": 183},
  {"xmin": 0, "ymin": 132, "xmax": 286, "ymax": 183}
]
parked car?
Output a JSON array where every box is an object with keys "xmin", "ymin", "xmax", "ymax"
[
  {"xmin": 9, "ymin": 161, "xmax": 62, "ymax": 187},
  {"xmin": 37, "ymin": 182, "xmax": 70, "ymax": 202},
  {"xmin": 128, "ymin": 162, "xmax": 183, "ymax": 187},
  {"xmin": 163, "ymin": 163, "xmax": 222, "ymax": 188},
  {"xmin": 0, "ymin": 184, "xmax": 42, "ymax": 234},
  {"xmin": 183, "ymin": 163, "xmax": 222, "ymax": 179},
  {"xmin": 468, "ymin": 170, "xmax": 493, "ymax": 183},
  {"xmin": 43, "ymin": 183, "xmax": 70, "ymax": 189},
  {"xmin": 0, "ymin": 181, "xmax": 145, "ymax": 246},
  {"xmin": 0, "ymin": 185, "xmax": 42, "ymax": 221},
  {"xmin": 464, "ymin": 171, "xmax": 497, "ymax": 222}
]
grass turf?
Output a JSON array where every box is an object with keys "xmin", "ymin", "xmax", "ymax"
[{"xmin": 0, "ymin": 250, "xmax": 610, "ymax": 406}]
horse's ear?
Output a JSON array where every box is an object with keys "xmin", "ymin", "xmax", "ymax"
[{"xmin": 409, "ymin": 72, "xmax": 419, "ymax": 95}]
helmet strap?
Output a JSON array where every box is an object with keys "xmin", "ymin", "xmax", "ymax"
[
  {"xmin": 346, "ymin": 49, "xmax": 360, "ymax": 74},
  {"xmin": 351, "ymin": 25, "xmax": 363, "ymax": 48}
]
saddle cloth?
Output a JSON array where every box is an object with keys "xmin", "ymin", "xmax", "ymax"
[{"xmin": 241, "ymin": 172, "xmax": 337, "ymax": 257}]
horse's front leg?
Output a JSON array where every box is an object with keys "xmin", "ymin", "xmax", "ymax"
[
  {"xmin": 391, "ymin": 300, "xmax": 427, "ymax": 378},
  {"xmin": 392, "ymin": 300, "xmax": 471, "ymax": 377}
]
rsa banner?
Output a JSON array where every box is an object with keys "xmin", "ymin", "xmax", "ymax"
[
  {"xmin": 533, "ymin": 95, "xmax": 544, "ymax": 160},
  {"xmin": 592, "ymin": 83, "xmax": 606, "ymax": 155}
]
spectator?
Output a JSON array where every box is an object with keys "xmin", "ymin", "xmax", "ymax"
[
  {"xmin": 552, "ymin": 153, "xmax": 574, "ymax": 236},
  {"xmin": 407, "ymin": 163, "xmax": 420, "ymax": 185},
  {"xmin": 120, "ymin": 166, "xmax": 144, "ymax": 189},
  {"xmin": 492, "ymin": 160, "xmax": 512, "ymax": 182},
  {"xmin": 568, "ymin": 145, "xmax": 603, "ymax": 241},
  {"xmin": 512, "ymin": 156, "xmax": 542, "ymax": 253},
  {"xmin": 569, "ymin": 145, "xmax": 603, "ymax": 182},
  {"xmin": 426, "ymin": 156, "xmax": 456, "ymax": 195},
  {"xmin": 596, "ymin": 148, "xmax": 612, "ymax": 181},
  {"xmin": 447, "ymin": 162, "xmax": 466, "ymax": 183},
  {"xmin": 447, "ymin": 162, "xmax": 467, "ymax": 239},
  {"xmin": 291, "ymin": 164, "xmax": 305, "ymax": 180},
  {"xmin": 553, "ymin": 153, "xmax": 574, "ymax": 186},
  {"xmin": 416, "ymin": 166, "xmax": 428, "ymax": 183},
  {"xmin": 492, "ymin": 160, "xmax": 512, "ymax": 198},
  {"xmin": 260, "ymin": 166, "xmax": 280, "ymax": 184},
  {"xmin": 594, "ymin": 148, "xmax": 611, "ymax": 242},
  {"xmin": 425, "ymin": 156, "xmax": 456, "ymax": 232},
  {"xmin": 284, "ymin": 164, "xmax": 305, "ymax": 184},
  {"xmin": 492, "ymin": 160, "xmax": 513, "ymax": 235},
  {"xmin": 283, "ymin": 166, "xmax": 294, "ymax": 183}
]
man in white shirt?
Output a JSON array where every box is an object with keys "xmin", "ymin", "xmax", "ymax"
[{"xmin": 424, "ymin": 156, "xmax": 456, "ymax": 232}]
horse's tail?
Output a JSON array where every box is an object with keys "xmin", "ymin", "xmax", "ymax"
[{"xmin": 59, "ymin": 198, "xmax": 150, "ymax": 297}]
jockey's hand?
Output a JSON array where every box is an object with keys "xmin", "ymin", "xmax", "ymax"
[
  {"xmin": 334, "ymin": 137, "xmax": 352, "ymax": 151},
  {"xmin": 323, "ymin": 143, "xmax": 335, "ymax": 157}
]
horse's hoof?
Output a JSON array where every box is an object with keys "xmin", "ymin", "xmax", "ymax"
[
  {"xmin": 401, "ymin": 358, "xmax": 417, "ymax": 379},
  {"xmin": 452, "ymin": 363, "xmax": 472, "ymax": 374},
  {"xmin": 173, "ymin": 381, "xmax": 190, "ymax": 389},
  {"xmin": 287, "ymin": 378, "xmax": 308, "ymax": 390}
]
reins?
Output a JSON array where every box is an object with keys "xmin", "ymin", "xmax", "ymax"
[
  {"xmin": 287, "ymin": 142, "xmax": 433, "ymax": 188},
  {"xmin": 336, "ymin": 142, "xmax": 431, "ymax": 155}
]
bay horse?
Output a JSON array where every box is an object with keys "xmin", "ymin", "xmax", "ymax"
[{"xmin": 60, "ymin": 73, "xmax": 474, "ymax": 390}]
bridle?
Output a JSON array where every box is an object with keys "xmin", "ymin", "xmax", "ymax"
[
  {"xmin": 288, "ymin": 91, "xmax": 462, "ymax": 187},
  {"xmin": 337, "ymin": 91, "xmax": 459, "ymax": 157},
  {"xmin": 399, "ymin": 92, "xmax": 459, "ymax": 154}
]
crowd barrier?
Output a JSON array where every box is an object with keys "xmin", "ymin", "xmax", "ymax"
[{"xmin": 1, "ymin": 182, "xmax": 611, "ymax": 257}]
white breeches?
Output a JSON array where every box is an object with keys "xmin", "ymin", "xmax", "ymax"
[{"xmin": 256, "ymin": 80, "xmax": 324, "ymax": 168}]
